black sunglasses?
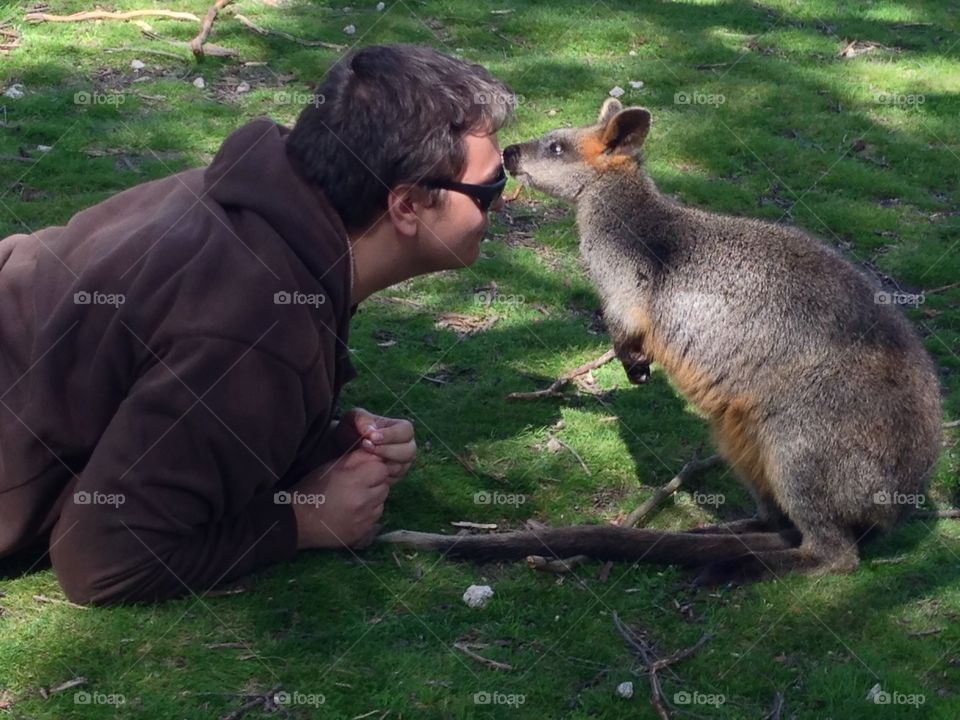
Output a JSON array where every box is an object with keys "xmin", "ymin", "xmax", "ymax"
[{"xmin": 421, "ymin": 165, "xmax": 507, "ymax": 212}]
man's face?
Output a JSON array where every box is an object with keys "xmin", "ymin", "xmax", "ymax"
[{"xmin": 418, "ymin": 132, "xmax": 505, "ymax": 269}]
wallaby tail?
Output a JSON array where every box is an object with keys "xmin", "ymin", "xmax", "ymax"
[{"xmin": 377, "ymin": 526, "xmax": 802, "ymax": 566}]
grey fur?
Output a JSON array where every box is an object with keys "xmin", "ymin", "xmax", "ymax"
[{"xmin": 496, "ymin": 99, "xmax": 943, "ymax": 581}]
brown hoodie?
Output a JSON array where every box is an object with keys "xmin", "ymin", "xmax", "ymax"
[{"xmin": 0, "ymin": 118, "xmax": 357, "ymax": 604}]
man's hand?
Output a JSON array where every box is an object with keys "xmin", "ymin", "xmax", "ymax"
[
  {"xmin": 335, "ymin": 408, "xmax": 416, "ymax": 481},
  {"xmin": 289, "ymin": 450, "xmax": 391, "ymax": 550}
]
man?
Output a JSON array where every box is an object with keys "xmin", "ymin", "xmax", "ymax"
[{"xmin": 0, "ymin": 44, "xmax": 513, "ymax": 604}]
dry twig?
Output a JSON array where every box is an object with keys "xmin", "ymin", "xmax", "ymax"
[{"xmin": 508, "ymin": 349, "xmax": 616, "ymax": 400}]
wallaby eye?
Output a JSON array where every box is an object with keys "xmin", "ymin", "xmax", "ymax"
[{"xmin": 548, "ymin": 141, "xmax": 564, "ymax": 156}]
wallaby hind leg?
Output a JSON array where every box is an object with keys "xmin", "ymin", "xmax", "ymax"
[
  {"xmin": 692, "ymin": 526, "xmax": 859, "ymax": 586},
  {"xmin": 687, "ymin": 495, "xmax": 793, "ymax": 535}
]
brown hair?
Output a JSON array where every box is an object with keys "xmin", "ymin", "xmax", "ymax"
[{"xmin": 286, "ymin": 44, "xmax": 515, "ymax": 232}]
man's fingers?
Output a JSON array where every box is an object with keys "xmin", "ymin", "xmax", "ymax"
[
  {"xmin": 363, "ymin": 440, "xmax": 416, "ymax": 463},
  {"xmin": 365, "ymin": 418, "xmax": 413, "ymax": 445}
]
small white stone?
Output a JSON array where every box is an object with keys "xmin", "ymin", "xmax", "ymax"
[
  {"xmin": 130, "ymin": 59, "xmax": 146, "ymax": 70},
  {"xmin": 3, "ymin": 84, "xmax": 24, "ymax": 99},
  {"xmin": 609, "ymin": 86, "xmax": 626, "ymax": 98},
  {"xmin": 462, "ymin": 584, "xmax": 494, "ymax": 608},
  {"xmin": 36, "ymin": 145, "xmax": 52, "ymax": 153},
  {"xmin": 629, "ymin": 80, "xmax": 644, "ymax": 89},
  {"xmin": 616, "ymin": 681, "xmax": 634, "ymax": 699},
  {"xmin": 236, "ymin": 81, "xmax": 251, "ymax": 94},
  {"xmin": 376, "ymin": 1, "xmax": 385, "ymax": 10},
  {"xmin": 192, "ymin": 77, "xmax": 206, "ymax": 89},
  {"xmin": 628, "ymin": 50, "xmax": 637, "ymax": 56},
  {"xmin": 343, "ymin": 24, "xmax": 357, "ymax": 35}
]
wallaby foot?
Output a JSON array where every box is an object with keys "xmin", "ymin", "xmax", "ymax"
[{"xmin": 692, "ymin": 538, "xmax": 859, "ymax": 586}]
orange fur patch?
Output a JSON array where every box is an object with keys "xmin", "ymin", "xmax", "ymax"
[
  {"xmin": 578, "ymin": 133, "xmax": 637, "ymax": 172},
  {"xmin": 624, "ymin": 306, "xmax": 773, "ymax": 499}
]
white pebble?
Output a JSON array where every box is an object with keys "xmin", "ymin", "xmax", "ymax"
[
  {"xmin": 462, "ymin": 584, "xmax": 494, "ymax": 608},
  {"xmin": 36, "ymin": 145, "xmax": 52, "ymax": 153},
  {"xmin": 343, "ymin": 24, "xmax": 357, "ymax": 35},
  {"xmin": 192, "ymin": 77, "xmax": 206, "ymax": 89},
  {"xmin": 629, "ymin": 80, "xmax": 644, "ymax": 89},
  {"xmin": 3, "ymin": 84, "xmax": 24, "ymax": 99},
  {"xmin": 608, "ymin": 86, "xmax": 625, "ymax": 98},
  {"xmin": 130, "ymin": 59, "xmax": 146, "ymax": 70},
  {"xmin": 376, "ymin": 1, "xmax": 385, "ymax": 10},
  {"xmin": 617, "ymin": 681, "xmax": 634, "ymax": 699},
  {"xmin": 236, "ymin": 81, "xmax": 250, "ymax": 94}
]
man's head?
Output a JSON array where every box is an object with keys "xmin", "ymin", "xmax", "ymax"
[{"xmin": 287, "ymin": 44, "xmax": 515, "ymax": 269}]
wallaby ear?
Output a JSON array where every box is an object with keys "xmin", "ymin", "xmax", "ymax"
[
  {"xmin": 600, "ymin": 108, "xmax": 651, "ymax": 154},
  {"xmin": 597, "ymin": 97, "xmax": 623, "ymax": 126}
]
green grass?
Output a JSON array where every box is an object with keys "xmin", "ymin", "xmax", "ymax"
[{"xmin": 2, "ymin": 0, "xmax": 960, "ymax": 717}]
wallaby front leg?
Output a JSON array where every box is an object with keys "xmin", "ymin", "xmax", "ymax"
[{"xmin": 611, "ymin": 330, "xmax": 650, "ymax": 384}]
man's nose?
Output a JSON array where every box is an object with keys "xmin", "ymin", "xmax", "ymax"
[{"xmin": 502, "ymin": 145, "xmax": 521, "ymax": 174}]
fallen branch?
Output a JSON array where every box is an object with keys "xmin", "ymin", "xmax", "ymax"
[
  {"xmin": 234, "ymin": 14, "xmax": 346, "ymax": 51},
  {"xmin": 450, "ymin": 521, "xmax": 498, "ymax": 531},
  {"xmin": 26, "ymin": 9, "xmax": 200, "ymax": 23},
  {"xmin": 139, "ymin": 23, "xmax": 237, "ymax": 57},
  {"xmin": 612, "ymin": 612, "xmax": 710, "ymax": 720},
  {"xmin": 190, "ymin": 0, "xmax": 234, "ymax": 59},
  {"xmin": 526, "ymin": 554, "xmax": 589, "ymax": 573},
  {"xmin": 622, "ymin": 453, "xmax": 721, "ymax": 529},
  {"xmin": 596, "ymin": 450, "xmax": 720, "ymax": 580},
  {"xmin": 944, "ymin": 420, "xmax": 959, "ymax": 429},
  {"xmin": 508, "ymin": 349, "xmax": 616, "ymax": 401},
  {"xmin": 765, "ymin": 690, "xmax": 785, "ymax": 720},
  {"xmin": 453, "ymin": 641, "xmax": 513, "ymax": 671},
  {"xmin": 925, "ymin": 281, "xmax": 960, "ymax": 296},
  {"xmin": 220, "ymin": 685, "xmax": 281, "ymax": 720},
  {"xmin": 907, "ymin": 627, "xmax": 944, "ymax": 638},
  {"xmin": 33, "ymin": 594, "xmax": 87, "ymax": 609},
  {"xmin": 552, "ymin": 437, "xmax": 591, "ymax": 476}
]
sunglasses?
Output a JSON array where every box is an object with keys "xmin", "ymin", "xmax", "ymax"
[{"xmin": 421, "ymin": 165, "xmax": 507, "ymax": 212}]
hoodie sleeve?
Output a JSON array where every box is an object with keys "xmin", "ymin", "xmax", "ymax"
[{"xmin": 50, "ymin": 335, "xmax": 309, "ymax": 605}]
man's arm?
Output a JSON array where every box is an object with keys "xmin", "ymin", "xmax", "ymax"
[{"xmin": 50, "ymin": 336, "xmax": 308, "ymax": 605}]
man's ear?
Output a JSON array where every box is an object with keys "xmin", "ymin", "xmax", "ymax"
[
  {"xmin": 600, "ymin": 107, "xmax": 651, "ymax": 154},
  {"xmin": 386, "ymin": 185, "xmax": 423, "ymax": 238},
  {"xmin": 597, "ymin": 97, "xmax": 623, "ymax": 126}
]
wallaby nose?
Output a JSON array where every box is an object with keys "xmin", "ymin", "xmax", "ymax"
[{"xmin": 502, "ymin": 144, "xmax": 521, "ymax": 174}]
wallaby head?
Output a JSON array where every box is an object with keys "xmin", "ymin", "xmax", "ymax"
[{"xmin": 502, "ymin": 98, "xmax": 651, "ymax": 200}]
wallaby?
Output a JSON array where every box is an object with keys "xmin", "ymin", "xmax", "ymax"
[{"xmin": 379, "ymin": 99, "xmax": 943, "ymax": 584}]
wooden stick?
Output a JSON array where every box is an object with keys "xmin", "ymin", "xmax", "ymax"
[
  {"xmin": 234, "ymin": 14, "xmax": 346, "ymax": 51},
  {"xmin": 526, "ymin": 554, "xmax": 589, "ymax": 573},
  {"xmin": 765, "ymin": 690, "xmax": 785, "ymax": 720},
  {"xmin": 26, "ymin": 9, "xmax": 200, "ymax": 23},
  {"xmin": 220, "ymin": 684, "xmax": 281, "ymax": 720},
  {"xmin": 33, "ymin": 594, "xmax": 88, "ymax": 609},
  {"xmin": 508, "ymin": 349, "xmax": 616, "ymax": 400},
  {"xmin": 594, "ymin": 450, "xmax": 720, "ymax": 580},
  {"xmin": 944, "ymin": 420, "xmax": 959, "ymax": 429},
  {"xmin": 622, "ymin": 454, "xmax": 721, "ymax": 528},
  {"xmin": 190, "ymin": 0, "xmax": 233, "ymax": 59},
  {"xmin": 552, "ymin": 437, "xmax": 591, "ymax": 476},
  {"xmin": 612, "ymin": 613, "xmax": 669, "ymax": 720},
  {"xmin": 453, "ymin": 641, "xmax": 513, "ymax": 671},
  {"xmin": 450, "ymin": 521, "xmax": 498, "ymax": 530},
  {"xmin": 925, "ymin": 281, "xmax": 960, "ymax": 295},
  {"xmin": 612, "ymin": 613, "xmax": 710, "ymax": 720}
]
